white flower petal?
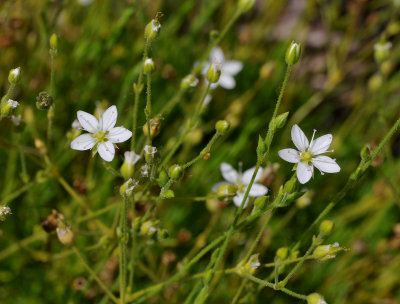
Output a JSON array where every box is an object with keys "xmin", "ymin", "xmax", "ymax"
[
  {"xmin": 212, "ymin": 182, "xmax": 229, "ymax": 192},
  {"xmin": 310, "ymin": 134, "xmax": 332, "ymax": 155},
  {"xmin": 312, "ymin": 156, "xmax": 340, "ymax": 173},
  {"xmin": 97, "ymin": 141, "xmax": 115, "ymax": 162},
  {"xmin": 70, "ymin": 134, "xmax": 96, "ymax": 151},
  {"xmin": 233, "ymin": 193, "xmax": 250, "ymax": 208},
  {"xmin": 278, "ymin": 148, "xmax": 300, "ymax": 163},
  {"xmin": 242, "ymin": 166, "xmax": 263, "ymax": 184},
  {"xmin": 223, "ymin": 60, "xmax": 243, "ymax": 75},
  {"xmin": 219, "ymin": 74, "xmax": 236, "ymax": 89},
  {"xmin": 249, "ymin": 183, "xmax": 268, "ymax": 197},
  {"xmin": 296, "ymin": 162, "xmax": 313, "ymax": 184},
  {"xmin": 291, "ymin": 124, "xmax": 309, "ymax": 152},
  {"xmin": 77, "ymin": 111, "xmax": 99, "ymax": 133},
  {"xmin": 107, "ymin": 127, "xmax": 132, "ymax": 143},
  {"xmin": 100, "ymin": 105, "xmax": 118, "ymax": 131},
  {"xmin": 210, "ymin": 47, "xmax": 225, "ymax": 63},
  {"xmin": 220, "ymin": 162, "xmax": 239, "ymax": 183},
  {"xmin": 124, "ymin": 151, "xmax": 141, "ymax": 165}
]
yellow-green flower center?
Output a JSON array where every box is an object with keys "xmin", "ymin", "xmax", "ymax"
[
  {"xmin": 94, "ymin": 130, "xmax": 107, "ymax": 142},
  {"xmin": 301, "ymin": 151, "xmax": 312, "ymax": 163}
]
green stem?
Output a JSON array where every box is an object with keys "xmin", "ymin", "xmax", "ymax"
[
  {"xmin": 231, "ymin": 279, "xmax": 246, "ymax": 304},
  {"xmin": 119, "ymin": 196, "xmax": 129, "ymax": 303},
  {"xmin": 145, "ymin": 72, "xmax": 152, "ymax": 145},
  {"xmin": 128, "ymin": 198, "xmax": 137, "ymax": 291},
  {"xmin": 131, "ymin": 41, "xmax": 149, "ymax": 151},
  {"xmin": 73, "ymin": 246, "xmax": 120, "ymax": 304}
]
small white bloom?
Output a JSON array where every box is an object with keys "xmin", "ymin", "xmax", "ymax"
[
  {"xmin": 278, "ymin": 124, "xmax": 340, "ymax": 184},
  {"xmin": 8, "ymin": 99, "xmax": 19, "ymax": 108},
  {"xmin": 70, "ymin": 105, "xmax": 132, "ymax": 162},
  {"xmin": 11, "ymin": 115, "xmax": 21, "ymax": 126},
  {"xmin": 144, "ymin": 145, "xmax": 157, "ymax": 157},
  {"xmin": 212, "ymin": 162, "xmax": 268, "ymax": 207},
  {"xmin": 124, "ymin": 151, "xmax": 141, "ymax": 166},
  {"xmin": 124, "ymin": 178, "xmax": 138, "ymax": 196},
  {"xmin": 141, "ymin": 164, "xmax": 150, "ymax": 177},
  {"xmin": 0, "ymin": 206, "xmax": 12, "ymax": 221},
  {"xmin": 203, "ymin": 47, "xmax": 243, "ymax": 90}
]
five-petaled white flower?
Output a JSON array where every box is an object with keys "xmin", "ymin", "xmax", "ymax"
[
  {"xmin": 213, "ymin": 162, "xmax": 268, "ymax": 207},
  {"xmin": 203, "ymin": 47, "xmax": 243, "ymax": 90},
  {"xmin": 278, "ymin": 124, "xmax": 340, "ymax": 184},
  {"xmin": 70, "ymin": 105, "xmax": 132, "ymax": 162}
]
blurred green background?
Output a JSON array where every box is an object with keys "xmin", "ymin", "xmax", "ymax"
[{"xmin": 1, "ymin": 0, "xmax": 400, "ymax": 303}]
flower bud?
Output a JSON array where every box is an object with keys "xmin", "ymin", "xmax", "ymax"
[
  {"xmin": 50, "ymin": 33, "xmax": 58, "ymax": 50},
  {"xmin": 36, "ymin": 91, "xmax": 53, "ymax": 110},
  {"xmin": 143, "ymin": 116, "xmax": 161, "ymax": 138},
  {"xmin": 273, "ymin": 112, "xmax": 289, "ymax": 129},
  {"xmin": 1, "ymin": 99, "xmax": 19, "ymax": 117},
  {"xmin": 168, "ymin": 164, "xmax": 183, "ymax": 180},
  {"xmin": 276, "ymin": 247, "xmax": 289, "ymax": 260},
  {"xmin": 243, "ymin": 254, "xmax": 260, "ymax": 275},
  {"xmin": 157, "ymin": 168, "xmax": 169, "ymax": 186},
  {"xmin": 140, "ymin": 164, "xmax": 150, "ymax": 177},
  {"xmin": 206, "ymin": 61, "xmax": 221, "ymax": 83},
  {"xmin": 374, "ymin": 40, "xmax": 391, "ymax": 63},
  {"xmin": 144, "ymin": 145, "xmax": 157, "ymax": 164},
  {"xmin": 180, "ymin": 74, "xmax": 199, "ymax": 89},
  {"xmin": 319, "ymin": 220, "xmax": 334, "ymax": 235},
  {"xmin": 296, "ymin": 191, "xmax": 313, "ymax": 209},
  {"xmin": 161, "ymin": 189, "xmax": 174, "ymax": 199},
  {"xmin": 120, "ymin": 151, "xmax": 140, "ymax": 180},
  {"xmin": 215, "ymin": 120, "xmax": 230, "ymax": 134},
  {"xmin": 143, "ymin": 58, "xmax": 155, "ymax": 74},
  {"xmin": 313, "ymin": 242, "xmax": 341, "ymax": 261},
  {"xmin": 254, "ymin": 196, "xmax": 268, "ymax": 210},
  {"xmin": 283, "ymin": 177, "xmax": 297, "ymax": 194},
  {"xmin": 368, "ymin": 74, "xmax": 382, "ymax": 92},
  {"xmin": 120, "ymin": 178, "xmax": 138, "ymax": 196},
  {"xmin": 285, "ymin": 41, "xmax": 301, "ymax": 65},
  {"xmin": 56, "ymin": 225, "xmax": 74, "ymax": 246},
  {"xmin": 144, "ymin": 19, "xmax": 161, "ymax": 42},
  {"xmin": 216, "ymin": 184, "xmax": 237, "ymax": 199},
  {"xmin": 238, "ymin": 0, "xmax": 255, "ymax": 12},
  {"xmin": 307, "ymin": 293, "xmax": 327, "ymax": 304},
  {"xmin": 0, "ymin": 206, "xmax": 12, "ymax": 221},
  {"xmin": 140, "ymin": 220, "xmax": 159, "ymax": 236},
  {"xmin": 8, "ymin": 67, "xmax": 21, "ymax": 83}
]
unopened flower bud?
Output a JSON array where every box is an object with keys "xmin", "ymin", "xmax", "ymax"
[
  {"xmin": 244, "ymin": 254, "xmax": 260, "ymax": 275},
  {"xmin": 276, "ymin": 247, "xmax": 289, "ymax": 260},
  {"xmin": 254, "ymin": 196, "xmax": 268, "ymax": 210},
  {"xmin": 285, "ymin": 41, "xmax": 301, "ymax": 65},
  {"xmin": 56, "ymin": 225, "xmax": 74, "ymax": 246},
  {"xmin": 319, "ymin": 220, "xmax": 334, "ymax": 235},
  {"xmin": 0, "ymin": 206, "xmax": 12, "ymax": 221},
  {"xmin": 144, "ymin": 19, "xmax": 161, "ymax": 42},
  {"xmin": 216, "ymin": 184, "xmax": 237, "ymax": 199},
  {"xmin": 50, "ymin": 33, "xmax": 58, "ymax": 50},
  {"xmin": 283, "ymin": 177, "xmax": 297, "ymax": 194},
  {"xmin": 36, "ymin": 92, "xmax": 53, "ymax": 110},
  {"xmin": 307, "ymin": 293, "xmax": 328, "ymax": 304},
  {"xmin": 238, "ymin": 0, "xmax": 255, "ymax": 12},
  {"xmin": 273, "ymin": 112, "xmax": 289, "ymax": 129},
  {"xmin": 368, "ymin": 74, "xmax": 382, "ymax": 92},
  {"xmin": 168, "ymin": 164, "xmax": 183, "ymax": 180},
  {"xmin": 206, "ymin": 61, "xmax": 221, "ymax": 83},
  {"xmin": 296, "ymin": 191, "xmax": 313, "ymax": 209},
  {"xmin": 161, "ymin": 189, "xmax": 174, "ymax": 199},
  {"xmin": 157, "ymin": 168, "xmax": 169, "ymax": 186},
  {"xmin": 374, "ymin": 40, "xmax": 391, "ymax": 63},
  {"xmin": 120, "ymin": 151, "xmax": 140, "ymax": 180},
  {"xmin": 144, "ymin": 145, "xmax": 157, "ymax": 164},
  {"xmin": 180, "ymin": 74, "xmax": 199, "ymax": 89},
  {"xmin": 120, "ymin": 178, "xmax": 138, "ymax": 196},
  {"xmin": 143, "ymin": 116, "xmax": 161, "ymax": 138},
  {"xmin": 215, "ymin": 120, "xmax": 230, "ymax": 134},
  {"xmin": 313, "ymin": 242, "xmax": 341, "ymax": 261},
  {"xmin": 141, "ymin": 220, "xmax": 159, "ymax": 236},
  {"xmin": 8, "ymin": 67, "xmax": 21, "ymax": 83},
  {"xmin": 143, "ymin": 58, "xmax": 155, "ymax": 74},
  {"xmin": 1, "ymin": 99, "xmax": 19, "ymax": 117}
]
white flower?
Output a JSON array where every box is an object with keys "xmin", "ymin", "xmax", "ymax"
[
  {"xmin": 278, "ymin": 125, "xmax": 340, "ymax": 184},
  {"xmin": 212, "ymin": 162, "xmax": 268, "ymax": 207},
  {"xmin": 124, "ymin": 151, "xmax": 141, "ymax": 166},
  {"xmin": 70, "ymin": 105, "xmax": 132, "ymax": 162},
  {"xmin": 144, "ymin": 145, "xmax": 157, "ymax": 157},
  {"xmin": 8, "ymin": 99, "xmax": 19, "ymax": 108},
  {"xmin": 203, "ymin": 47, "xmax": 243, "ymax": 90},
  {"xmin": 0, "ymin": 206, "xmax": 12, "ymax": 221},
  {"xmin": 124, "ymin": 178, "xmax": 138, "ymax": 196},
  {"xmin": 141, "ymin": 164, "xmax": 150, "ymax": 177}
]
